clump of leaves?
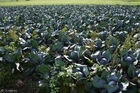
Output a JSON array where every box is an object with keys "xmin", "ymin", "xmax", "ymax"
[
  {"xmin": 89, "ymin": 31, "xmax": 98, "ymax": 39},
  {"xmin": 37, "ymin": 64, "xmax": 76, "ymax": 93},
  {"xmin": 8, "ymin": 30, "xmax": 18, "ymax": 42},
  {"xmin": 120, "ymin": 29, "xmax": 137, "ymax": 52}
]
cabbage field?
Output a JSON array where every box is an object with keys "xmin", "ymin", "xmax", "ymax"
[{"xmin": 0, "ymin": 5, "xmax": 140, "ymax": 93}]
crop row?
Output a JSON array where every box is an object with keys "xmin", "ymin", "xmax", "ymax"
[{"xmin": 0, "ymin": 5, "xmax": 140, "ymax": 93}]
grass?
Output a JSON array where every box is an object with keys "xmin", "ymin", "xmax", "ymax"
[{"xmin": 0, "ymin": 0, "xmax": 140, "ymax": 6}]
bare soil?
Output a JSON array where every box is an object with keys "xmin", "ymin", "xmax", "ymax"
[{"xmin": 0, "ymin": 77, "xmax": 41, "ymax": 93}]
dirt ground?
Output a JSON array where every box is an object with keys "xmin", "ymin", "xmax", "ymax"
[{"xmin": 0, "ymin": 77, "xmax": 41, "ymax": 93}]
